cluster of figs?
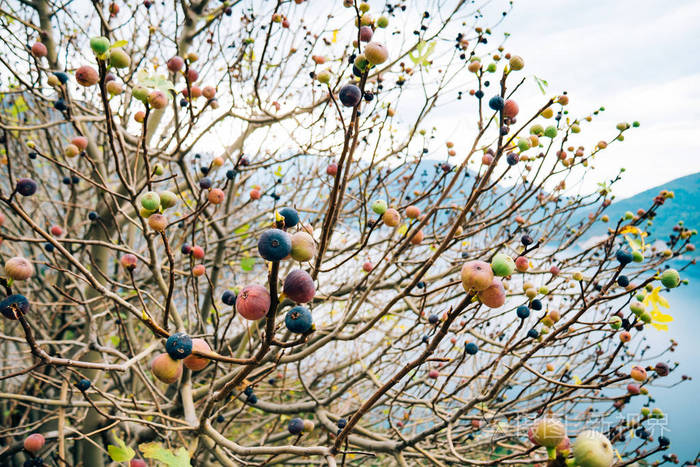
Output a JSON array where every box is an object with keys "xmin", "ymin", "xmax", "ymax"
[
  {"xmin": 150, "ymin": 207, "xmax": 316, "ymax": 385},
  {"xmin": 529, "ymin": 417, "xmax": 618, "ymax": 467},
  {"xmin": 31, "ymin": 33, "xmax": 219, "ymax": 117}
]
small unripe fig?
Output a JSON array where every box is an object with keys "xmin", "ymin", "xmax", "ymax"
[
  {"xmin": 530, "ymin": 417, "xmax": 566, "ymax": 453},
  {"xmin": 151, "ymin": 353, "xmax": 183, "ymax": 384},
  {"xmin": 4, "ymin": 257, "xmax": 34, "ymax": 281},
  {"xmin": 64, "ymin": 144, "xmax": 80, "ymax": 158},
  {"xmin": 364, "ymin": 42, "xmax": 388, "ymax": 65},
  {"xmin": 572, "ymin": 430, "xmax": 614, "ymax": 467},
  {"xmin": 291, "ymin": 231, "xmax": 316, "ymax": 262},
  {"xmin": 90, "ymin": 36, "xmax": 110, "ymax": 55},
  {"xmin": 371, "ymin": 199, "xmax": 387, "ymax": 215},
  {"xmin": 120, "ymin": 254, "xmax": 137, "ymax": 270},
  {"xmin": 491, "ymin": 253, "xmax": 515, "ymax": 277},
  {"xmin": 108, "ymin": 48, "xmax": 131, "ymax": 68},
  {"xmin": 159, "ymin": 190, "xmax": 177, "ymax": 209}
]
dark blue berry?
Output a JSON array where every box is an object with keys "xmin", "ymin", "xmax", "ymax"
[
  {"xmin": 226, "ymin": 170, "xmax": 235, "ymax": 180},
  {"xmin": 0, "ymin": 294, "xmax": 30, "ymax": 320},
  {"xmin": 165, "ymin": 332, "xmax": 193, "ymax": 360},
  {"xmin": 617, "ymin": 275, "xmax": 630, "ymax": 287},
  {"xmin": 337, "ymin": 418, "xmax": 347, "ymax": 428},
  {"xmin": 285, "ymin": 306, "xmax": 313, "ymax": 334},
  {"xmin": 257, "ymin": 229, "xmax": 292, "ymax": 261},
  {"xmin": 428, "ymin": 314, "xmax": 439, "ymax": 324},
  {"xmin": 278, "ymin": 207, "xmax": 300, "ymax": 228},
  {"xmin": 339, "ymin": 84, "xmax": 361, "ymax": 107},
  {"xmin": 222, "ymin": 290, "xmax": 236, "ymax": 306},
  {"xmin": 474, "ymin": 90, "xmax": 484, "ymax": 99},
  {"xmin": 199, "ymin": 177, "xmax": 212, "ymax": 189},
  {"xmin": 44, "ymin": 243, "xmax": 54, "ymax": 253},
  {"xmin": 288, "ymin": 417, "xmax": 304, "ymax": 435},
  {"xmin": 488, "ymin": 96, "xmax": 504, "ymax": 111},
  {"xmin": 615, "ymin": 249, "xmax": 633, "ymax": 265},
  {"xmin": 88, "ymin": 211, "xmax": 99, "ymax": 221},
  {"xmin": 465, "ymin": 342, "xmax": 478, "ymax": 355},
  {"xmin": 76, "ymin": 378, "xmax": 91, "ymax": 391},
  {"xmin": 516, "ymin": 305, "xmax": 530, "ymax": 319},
  {"xmin": 16, "ymin": 178, "xmax": 37, "ymax": 196},
  {"xmin": 530, "ymin": 299, "xmax": 542, "ymax": 311},
  {"xmin": 527, "ymin": 329, "xmax": 539, "ymax": 339}
]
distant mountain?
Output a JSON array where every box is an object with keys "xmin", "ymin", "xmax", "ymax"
[{"xmin": 587, "ymin": 172, "xmax": 700, "ymax": 241}]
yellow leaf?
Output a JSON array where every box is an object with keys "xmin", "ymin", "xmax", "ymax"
[
  {"xmin": 650, "ymin": 322, "xmax": 669, "ymax": 332},
  {"xmin": 651, "ymin": 311, "xmax": 673, "ymax": 323},
  {"xmin": 332, "ymin": 30, "xmax": 338, "ymax": 43},
  {"xmin": 572, "ymin": 375, "xmax": 582, "ymax": 385}
]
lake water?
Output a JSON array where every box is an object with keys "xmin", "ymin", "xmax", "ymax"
[{"xmin": 635, "ymin": 262, "xmax": 700, "ymax": 461}]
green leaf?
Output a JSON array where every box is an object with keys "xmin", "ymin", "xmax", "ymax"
[
  {"xmin": 234, "ymin": 224, "xmax": 250, "ymax": 235},
  {"xmin": 534, "ymin": 76, "xmax": 548, "ymax": 95},
  {"xmin": 408, "ymin": 41, "xmax": 436, "ymax": 67},
  {"xmin": 108, "ymin": 436, "xmax": 135, "ymax": 462},
  {"xmin": 110, "ymin": 335, "xmax": 120, "ymax": 347},
  {"xmin": 241, "ymin": 257, "xmax": 255, "ymax": 271},
  {"xmin": 110, "ymin": 40, "xmax": 128, "ymax": 49},
  {"xmin": 139, "ymin": 442, "xmax": 190, "ymax": 467}
]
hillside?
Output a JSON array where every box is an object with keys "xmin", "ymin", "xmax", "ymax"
[{"xmin": 588, "ymin": 172, "xmax": 700, "ymax": 241}]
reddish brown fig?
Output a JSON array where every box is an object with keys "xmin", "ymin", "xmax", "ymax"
[
  {"xmin": 31, "ymin": 42, "xmax": 47, "ymax": 58},
  {"xmin": 183, "ymin": 338, "xmax": 211, "ymax": 371},
  {"xmin": 478, "ymin": 277, "xmax": 505, "ymax": 308},
  {"xmin": 71, "ymin": 136, "xmax": 88, "ymax": 151},
  {"xmin": 236, "ymin": 285, "xmax": 271, "ymax": 320},
  {"xmin": 382, "ymin": 208, "xmax": 401, "ymax": 227},
  {"xmin": 283, "ymin": 269, "xmax": 315, "ymax": 304},
  {"xmin": 24, "ymin": 433, "xmax": 45, "ymax": 454},
  {"xmin": 405, "ymin": 205, "xmax": 421, "ymax": 219},
  {"xmin": 148, "ymin": 213, "xmax": 168, "ymax": 232},
  {"xmin": 76, "ymin": 66, "xmax": 99, "ymax": 86},
  {"xmin": 208, "ymin": 188, "xmax": 225, "ymax": 204}
]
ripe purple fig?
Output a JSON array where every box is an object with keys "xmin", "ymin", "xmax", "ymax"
[
  {"xmin": 236, "ymin": 285, "xmax": 271, "ymax": 320},
  {"xmin": 359, "ymin": 26, "xmax": 373, "ymax": 42},
  {"xmin": 167, "ymin": 56, "xmax": 184, "ymax": 72},
  {"xmin": 283, "ymin": 269, "xmax": 315, "ymax": 304},
  {"xmin": 4, "ymin": 257, "xmax": 34, "ymax": 281},
  {"xmin": 461, "ymin": 260, "xmax": 494, "ymax": 292},
  {"xmin": 150, "ymin": 352, "xmax": 182, "ymax": 384}
]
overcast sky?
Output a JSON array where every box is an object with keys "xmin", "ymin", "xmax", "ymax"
[{"xmin": 495, "ymin": 0, "xmax": 700, "ymax": 199}]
